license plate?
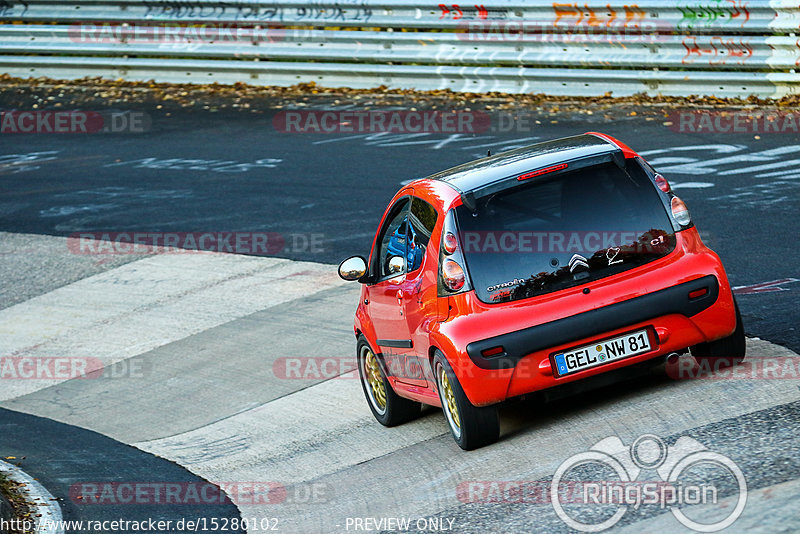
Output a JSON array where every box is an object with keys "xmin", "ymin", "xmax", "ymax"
[{"xmin": 552, "ymin": 328, "xmax": 652, "ymax": 377}]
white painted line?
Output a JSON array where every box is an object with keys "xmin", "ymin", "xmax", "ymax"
[
  {"xmin": 0, "ymin": 252, "xmax": 347, "ymax": 401},
  {"xmin": 733, "ymin": 278, "xmax": 799, "ymax": 295},
  {"xmin": 0, "ymin": 459, "xmax": 63, "ymax": 534},
  {"xmin": 670, "ymin": 181, "xmax": 715, "ymax": 189},
  {"xmin": 135, "ymin": 370, "xmax": 448, "ymax": 486}
]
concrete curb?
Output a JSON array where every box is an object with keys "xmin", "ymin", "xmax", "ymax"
[{"xmin": 0, "ymin": 460, "xmax": 63, "ymax": 534}]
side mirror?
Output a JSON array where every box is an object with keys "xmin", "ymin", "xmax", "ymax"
[
  {"xmin": 338, "ymin": 256, "xmax": 368, "ymax": 281},
  {"xmin": 387, "ymin": 255, "xmax": 405, "ymax": 275}
]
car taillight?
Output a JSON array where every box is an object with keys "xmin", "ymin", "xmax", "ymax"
[
  {"xmin": 443, "ymin": 232, "xmax": 458, "ymax": 254},
  {"xmin": 442, "ymin": 259, "xmax": 466, "ymax": 291},
  {"xmin": 655, "ymin": 173, "xmax": 670, "ymax": 193},
  {"xmin": 438, "ymin": 209, "xmax": 472, "ymax": 296},
  {"xmin": 517, "ymin": 163, "xmax": 568, "ymax": 181},
  {"xmin": 671, "ymin": 196, "xmax": 692, "ymax": 226}
]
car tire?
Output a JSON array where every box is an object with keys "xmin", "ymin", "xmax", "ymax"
[
  {"xmin": 433, "ymin": 351, "xmax": 499, "ymax": 450},
  {"xmin": 357, "ymin": 336, "xmax": 420, "ymax": 427},
  {"xmin": 691, "ymin": 299, "xmax": 746, "ymax": 368}
]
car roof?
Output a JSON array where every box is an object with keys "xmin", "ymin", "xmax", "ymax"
[{"xmin": 426, "ymin": 133, "xmax": 623, "ymax": 196}]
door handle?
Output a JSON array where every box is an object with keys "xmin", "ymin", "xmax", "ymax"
[{"xmin": 396, "ymin": 289, "xmax": 404, "ymax": 301}]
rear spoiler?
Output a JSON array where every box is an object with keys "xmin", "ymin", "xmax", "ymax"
[{"xmin": 460, "ymin": 148, "xmax": 626, "ymax": 212}]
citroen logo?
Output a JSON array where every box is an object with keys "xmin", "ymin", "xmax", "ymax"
[{"xmin": 569, "ymin": 254, "xmax": 589, "ymax": 273}]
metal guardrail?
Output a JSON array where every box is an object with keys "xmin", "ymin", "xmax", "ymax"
[
  {"xmin": 1, "ymin": 1, "xmax": 799, "ymax": 97},
  {"xmin": 4, "ymin": 26, "xmax": 800, "ymax": 70},
  {"xmin": 2, "ymin": 1, "xmax": 797, "ymax": 32}
]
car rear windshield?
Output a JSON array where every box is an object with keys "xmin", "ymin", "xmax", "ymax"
[{"xmin": 455, "ymin": 160, "xmax": 676, "ymax": 304}]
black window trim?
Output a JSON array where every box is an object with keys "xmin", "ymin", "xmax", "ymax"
[
  {"xmin": 405, "ymin": 195, "xmax": 439, "ymax": 277},
  {"xmin": 369, "ymin": 195, "xmax": 411, "ymax": 284}
]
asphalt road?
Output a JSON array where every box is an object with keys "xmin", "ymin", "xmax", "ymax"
[
  {"xmin": 1, "ymin": 104, "xmax": 797, "ymax": 351},
  {"xmin": 0, "ymin": 408, "xmax": 245, "ymax": 533},
  {"xmin": 1, "ymin": 97, "xmax": 799, "ymax": 534}
]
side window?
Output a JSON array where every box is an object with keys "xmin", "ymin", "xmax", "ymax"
[
  {"xmin": 376, "ymin": 198, "xmax": 410, "ymax": 280},
  {"xmin": 407, "ymin": 197, "xmax": 438, "ymax": 273}
]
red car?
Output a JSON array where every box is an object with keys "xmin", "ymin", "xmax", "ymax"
[{"xmin": 338, "ymin": 133, "xmax": 745, "ymax": 450}]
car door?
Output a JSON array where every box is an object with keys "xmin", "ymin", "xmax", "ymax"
[
  {"xmin": 400, "ymin": 196, "xmax": 439, "ymax": 386},
  {"xmin": 366, "ymin": 196, "xmax": 427, "ymax": 386}
]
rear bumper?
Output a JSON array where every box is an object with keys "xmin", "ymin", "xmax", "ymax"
[
  {"xmin": 431, "ymin": 229, "xmax": 738, "ymax": 407},
  {"xmin": 466, "ymin": 274, "xmax": 719, "ymax": 370}
]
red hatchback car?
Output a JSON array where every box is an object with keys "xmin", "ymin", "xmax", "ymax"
[{"xmin": 338, "ymin": 133, "xmax": 745, "ymax": 450}]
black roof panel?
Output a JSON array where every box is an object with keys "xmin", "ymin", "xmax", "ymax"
[{"xmin": 428, "ymin": 134, "xmax": 619, "ymax": 194}]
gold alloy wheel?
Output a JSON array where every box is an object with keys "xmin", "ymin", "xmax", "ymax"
[
  {"xmin": 438, "ymin": 365, "xmax": 461, "ymax": 435},
  {"xmin": 363, "ymin": 348, "xmax": 387, "ymax": 412}
]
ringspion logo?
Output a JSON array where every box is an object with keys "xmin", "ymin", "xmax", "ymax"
[{"xmin": 551, "ymin": 434, "xmax": 747, "ymax": 532}]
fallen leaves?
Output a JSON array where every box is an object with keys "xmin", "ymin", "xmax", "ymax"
[
  {"xmin": 0, "ymin": 73, "xmax": 795, "ymax": 121},
  {"xmin": 0, "ymin": 471, "xmax": 36, "ymax": 534}
]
